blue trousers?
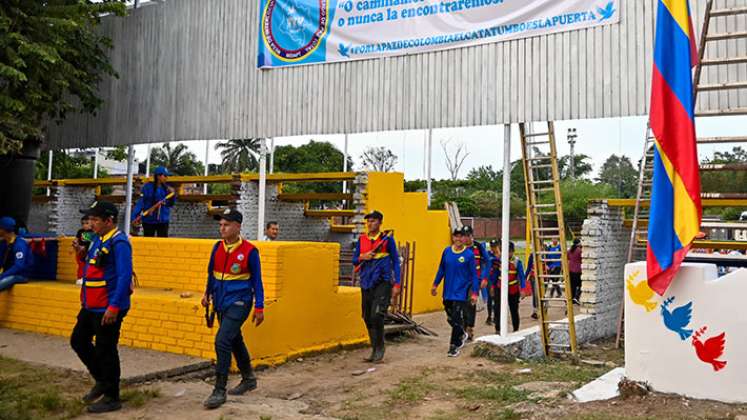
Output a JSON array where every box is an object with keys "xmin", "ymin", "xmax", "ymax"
[
  {"xmin": 0, "ymin": 275, "xmax": 27, "ymax": 292},
  {"xmin": 215, "ymin": 302, "xmax": 253, "ymax": 376}
]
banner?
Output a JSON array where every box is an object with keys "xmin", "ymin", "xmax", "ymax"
[{"xmin": 257, "ymin": 0, "xmax": 620, "ymax": 68}]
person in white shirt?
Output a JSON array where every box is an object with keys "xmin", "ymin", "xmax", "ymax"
[{"xmin": 262, "ymin": 221, "xmax": 279, "ymax": 241}]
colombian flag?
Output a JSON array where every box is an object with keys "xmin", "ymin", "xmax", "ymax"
[{"xmin": 647, "ymin": 0, "xmax": 702, "ymax": 295}]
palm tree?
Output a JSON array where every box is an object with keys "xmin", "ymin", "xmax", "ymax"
[
  {"xmin": 215, "ymin": 138, "xmax": 261, "ymax": 173},
  {"xmin": 150, "ymin": 142, "xmax": 203, "ymax": 175}
]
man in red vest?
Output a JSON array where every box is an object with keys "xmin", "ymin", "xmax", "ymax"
[
  {"xmin": 353, "ymin": 210, "xmax": 401, "ymax": 363},
  {"xmin": 202, "ymin": 209, "xmax": 265, "ymax": 409}
]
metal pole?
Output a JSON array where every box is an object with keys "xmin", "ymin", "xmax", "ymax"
[
  {"xmin": 426, "ymin": 129, "xmax": 433, "ymax": 206},
  {"xmin": 124, "ymin": 145, "xmax": 135, "ymax": 235},
  {"xmin": 499, "ymin": 123, "xmax": 512, "ymax": 337},
  {"xmin": 423, "ymin": 130, "xmax": 427, "ymax": 179},
  {"xmin": 46, "ymin": 150, "xmax": 53, "ymax": 196},
  {"xmin": 257, "ymin": 138, "xmax": 267, "ymax": 240},
  {"xmin": 567, "ymin": 128, "xmax": 577, "ymax": 179},
  {"xmin": 204, "ymin": 140, "xmax": 209, "ymax": 194},
  {"xmin": 269, "ymin": 138, "xmax": 275, "ymax": 174},
  {"xmin": 145, "ymin": 144, "xmax": 151, "ymax": 177},
  {"xmin": 342, "ymin": 134, "xmax": 349, "ymax": 193},
  {"xmin": 93, "ymin": 148, "xmax": 100, "ymax": 179}
]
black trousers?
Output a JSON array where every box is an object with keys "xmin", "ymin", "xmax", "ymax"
[
  {"xmin": 494, "ymin": 292, "xmax": 521, "ymax": 332},
  {"xmin": 361, "ymin": 281, "xmax": 392, "ymax": 348},
  {"xmin": 215, "ymin": 302, "xmax": 253, "ymax": 377},
  {"xmin": 70, "ymin": 308, "xmax": 127, "ymax": 399},
  {"xmin": 142, "ymin": 223, "xmax": 169, "ymax": 237},
  {"xmin": 465, "ymin": 302, "xmax": 477, "ymax": 328},
  {"xmin": 486, "ymin": 292, "xmax": 494, "ymax": 320},
  {"xmin": 548, "ymin": 266, "xmax": 562, "ymax": 298},
  {"xmin": 443, "ymin": 300, "xmax": 468, "ymax": 347},
  {"xmin": 570, "ymin": 272, "xmax": 582, "ymax": 301}
]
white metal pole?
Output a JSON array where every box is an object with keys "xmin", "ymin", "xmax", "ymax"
[
  {"xmin": 342, "ymin": 134, "xmax": 349, "ymax": 193},
  {"xmin": 93, "ymin": 148, "xmax": 100, "ymax": 179},
  {"xmin": 269, "ymin": 138, "xmax": 275, "ymax": 174},
  {"xmin": 499, "ymin": 123, "xmax": 512, "ymax": 337},
  {"xmin": 145, "ymin": 144, "xmax": 152, "ymax": 177},
  {"xmin": 257, "ymin": 138, "xmax": 267, "ymax": 240},
  {"xmin": 46, "ymin": 150, "xmax": 53, "ymax": 196},
  {"xmin": 426, "ymin": 129, "xmax": 433, "ymax": 206},
  {"xmin": 124, "ymin": 145, "xmax": 135, "ymax": 235},
  {"xmin": 423, "ymin": 130, "xmax": 427, "ymax": 179},
  {"xmin": 203, "ymin": 140, "xmax": 209, "ymax": 194}
]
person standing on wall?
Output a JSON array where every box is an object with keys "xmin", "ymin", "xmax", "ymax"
[
  {"xmin": 567, "ymin": 238, "xmax": 583, "ymax": 304},
  {"xmin": 132, "ymin": 166, "xmax": 176, "ymax": 237},
  {"xmin": 461, "ymin": 225, "xmax": 490, "ymax": 340},
  {"xmin": 202, "ymin": 209, "xmax": 265, "ymax": 410},
  {"xmin": 263, "ymin": 221, "xmax": 279, "ymax": 241},
  {"xmin": 432, "ymin": 228, "xmax": 479, "ymax": 357},
  {"xmin": 352, "ymin": 210, "xmax": 401, "ymax": 364},
  {"xmin": 0, "ymin": 217, "xmax": 33, "ymax": 292},
  {"xmin": 70, "ymin": 202, "xmax": 133, "ymax": 413},
  {"xmin": 489, "ymin": 241, "xmax": 525, "ymax": 332}
]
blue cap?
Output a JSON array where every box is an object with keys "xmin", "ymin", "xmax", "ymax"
[
  {"xmin": 154, "ymin": 166, "xmax": 170, "ymax": 176},
  {"xmin": 0, "ymin": 217, "xmax": 16, "ymax": 232}
]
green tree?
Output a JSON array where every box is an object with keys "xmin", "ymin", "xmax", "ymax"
[
  {"xmin": 274, "ymin": 140, "xmax": 352, "ymax": 194},
  {"xmin": 34, "ymin": 149, "xmax": 107, "ymax": 180},
  {"xmin": 0, "ymin": 1, "xmax": 126, "ymax": 154},
  {"xmin": 597, "ymin": 154, "xmax": 638, "ymax": 198},
  {"xmin": 558, "ymin": 154, "xmax": 593, "ymax": 180},
  {"xmin": 149, "ymin": 142, "xmax": 204, "ymax": 176},
  {"xmin": 215, "ymin": 138, "xmax": 261, "ymax": 173},
  {"xmin": 466, "ymin": 165, "xmax": 501, "ymax": 191},
  {"xmin": 560, "ymin": 179, "xmax": 616, "ymax": 223}
]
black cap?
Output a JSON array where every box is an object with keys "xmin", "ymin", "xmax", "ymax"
[
  {"xmin": 452, "ymin": 228, "xmax": 464, "ymax": 235},
  {"xmin": 461, "ymin": 225, "xmax": 474, "ymax": 235},
  {"xmin": 80, "ymin": 201, "xmax": 119, "ymax": 219},
  {"xmin": 364, "ymin": 210, "xmax": 383, "ymax": 221},
  {"xmin": 213, "ymin": 208, "xmax": 243, "ymax": 224}
]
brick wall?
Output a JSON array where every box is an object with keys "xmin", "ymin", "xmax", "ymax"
[
  {"xmin": 28, "ymin": 201, "xmax": 51, "ymax": 233},
  {"xmin": 50, "ymin": 186, "xmax": 97, "ymax": 235},
  {"xmin": 460, "ymin": 217, "xmax": 527, "ymax": 239}
]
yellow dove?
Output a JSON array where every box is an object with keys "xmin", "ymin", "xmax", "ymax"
[{"xmin": 626, "ymin": 271, "xmax": 657, "ymax": 312}]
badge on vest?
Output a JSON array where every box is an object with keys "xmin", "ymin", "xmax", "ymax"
[
  {"xmin": 231, "ymin": 263, "xmax": 241, "ymax": 274},
  {"xmin": 458, "ymin": 256, "xmax": 465, "ymax": 263},
  {"xmin": 237, "ymin": 254, "xmax": 245, "ymax": 261}
]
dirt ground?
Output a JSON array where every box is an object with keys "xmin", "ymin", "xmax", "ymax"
[{"xmin": 71, "ymin": 306, "xmax": 746, "ymax": 420}]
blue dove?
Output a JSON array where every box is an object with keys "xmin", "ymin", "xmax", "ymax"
[
  {"xmin": 660, "ymin": 296, "xmax": 693, "ymax": 340},
  {"xmin": 597, "ymin": 2, "xmax": 615, "ymax": 21},
  {"xmin": 338, "ymin": 43, "xmax": 350, "ymax": 58}
]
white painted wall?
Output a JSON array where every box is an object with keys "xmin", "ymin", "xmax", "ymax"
[{"xmin": 625, "ymin": 262, "xmax": 747, "ymax": 403}]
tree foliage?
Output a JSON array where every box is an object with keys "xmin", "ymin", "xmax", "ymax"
[
  {"xmin": 597, "ymin": 154, "xmax": 638, "ymax": 198},
  {"xmin": 360, "ymin": 146, "xmax": 397, "ymax": 172},
  {"xmin": 215, "ymin": 138, "xmax": 261, "ymax": 173},
  {"xmin": 148, "ymin": 142, "xmax": 204, "ymax": 176},
  {"xmin": 273, "ymin": 140, "xmax": 352, "ymax": 193},
  {"xmin": 0, "ymin": 1, "xmax": 126, "ymax": 154}
]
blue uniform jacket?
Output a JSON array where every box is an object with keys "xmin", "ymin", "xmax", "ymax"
[
  {"xmin": 546, "ymin": 244, "xmax": 562, "ymax": 269},
  {"xmin": 82, "ymin": 231, "xmax": 133, "ymax": 313},
  {"xmin": 352, "ymin": 234, "xmax": 401, "ymax": 290},
  {"xmin": 205, "ymin": 241, "xmax": 265, "ymax": 313},
  {"xmin": 132, "ymin": 182, "xmax": 176, "ymax": 224},
  {"xmin": 433, "ymin": 246, "xmax": 479, "ymax": 302},
  {"xmin": 0, "ymin": 237, "xmax": 33, "ymax": 280}
]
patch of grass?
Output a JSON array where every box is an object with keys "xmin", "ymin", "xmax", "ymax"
[
  {"xmin": 260, "ymin": 416, "xmax": 273, "ymax": 420},
  {"xmin": 455, "ymin": 385, "xmax": 529, "ymax": 404},
  {"xmin": 120, "ymin": 387, "xmax": 161, "ymax": 408},
  {"xmin": 387, "ymin": 369, "xmax": 437, "ymax": 403},
  {"xmin": 0, "ymin": 356, "xmax": 87, "ymax": 420},
  {"xmin": 489, "ymin": 408, "xmax": 522, "ymax": 420}
]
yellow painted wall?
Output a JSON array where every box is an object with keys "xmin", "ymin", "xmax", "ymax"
[
  {"xmin": 364, "ymin": 172, "xmax": 452, "ymax": 313},
  {"xmin": 0, "ymin": 239, "xmax": 366, "ymax": 366}
]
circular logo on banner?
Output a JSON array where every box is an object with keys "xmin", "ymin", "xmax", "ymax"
[
  {"xmin": 261, "ymin": 0, "xmax": 330, "ymax": 62},
  {"xmin": 231, "ymin": 263, "xmax": 241, "ymax": 274}
]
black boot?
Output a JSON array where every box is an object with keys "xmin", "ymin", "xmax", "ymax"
[
  {"xmin": 82, "ymin": 381, "xmax": 107, "ymax": 404},
  {"xmin": 371, "ymin": 327, "xmax": 385, "ymax": 363},
  {"xmin": 228, "ymin": 366, "xmax": 257, "ymax": 396},
  {"xmin": 204, "ymin": 374, "xmax": 228, "ymax": 409},
  {"xmin": 364, "ymin": 328, "xmax": 376, "ymax": 362},
  {"xmin": 86, "ymin": 396, "xmax": 122, "ymax": 413}
]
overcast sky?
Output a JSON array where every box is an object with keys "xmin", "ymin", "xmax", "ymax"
[{"xmin": 128, "ymin": 115, "xmax": 747, "ymax": 181}]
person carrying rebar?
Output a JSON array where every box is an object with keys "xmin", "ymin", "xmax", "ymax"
[
  {"xmin": 352, "ymin": 210, "xmax": 401, "ymax": 364},
  {"xmin": 131, "ymin": 166, "xmax": 176, "ymax": 237}
]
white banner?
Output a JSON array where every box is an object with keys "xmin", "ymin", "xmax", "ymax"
[{"xmin": 258, "ymin": 0, "xmax": 620, "ymax": 68}]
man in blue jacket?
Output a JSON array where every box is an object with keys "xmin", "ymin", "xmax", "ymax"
[
  {"xmin": 352, "ymin": 210, "xmax": 401, "ymax": 363},
  {"xmin": 71, "ymin": 201, "xmax": 133, "ymax": 413},
  {"xmin": 132, "ymin": 166, "xmax": 176, "ymax": 237},
  {"xmin": 0, "ymin": 217, "xmax": 33, "ymax": 291},
  {"xmin": 432, "ymin": 228, "xmax": 479, "ymax": 357},
  {"xmin": 202, "ymin": 209, "xmax": 265, "ymax": 409}
]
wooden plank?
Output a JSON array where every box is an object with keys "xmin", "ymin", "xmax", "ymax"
[
  {"xmin": 304, "ymin": 209, "xmax": 356, "ymax": 218},
  {"xmin": 278, "ymin": 193, "xmax": 353, "ymax": 202}
]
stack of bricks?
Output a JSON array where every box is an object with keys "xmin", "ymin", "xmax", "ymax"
[
  {"xmin": 351, "ymin": 172, "xmax": 368, "ymax": 236},
  {"xmin": 577, "ymin": 200, "xmax": 629, "ymax": 340}
]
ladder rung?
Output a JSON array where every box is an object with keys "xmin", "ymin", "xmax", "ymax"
[
  {"xmin": 697, "ymin": 81, "xmax": 747, "ymax": 92},
  {"xmin": 545, "ymin": 319, "xmax": 571, "ymax": 325},
  {"xmin": 533, "ymin": 227, "xmax": 560, "ymax": 231},
  {"xmin": 696, "ymin": 108, "xmax": 747, "ymax": 117},
  {"xmin": 541, "ymin": 299, "xmax": 567, "ymax": 305},
  {"xmin": 698, "ymin": 136, "xmax": 747, "ymax": 144},
  {"xmin": 539, "ymin": 274, "xmax": 565, "ymax": 279},
  {"xmin": 524, "ymin": 132, "xmax": 550, "ymax": 138},
  {"xmin": 710, "ymin": 7, "xmax": 747, "ymax": 17},
  {"xmin": 539, "ymin": 259, "xmax": 563, "ymax": 263},
  {"xmin": 537, "ymin": 235, "xmax": 561, "ymax": 240},
  {"xmin": 529, "ymin": 180, "xmax": 554, "ymax": 185},
  {"xmin": 536, "ymin": 211, "xmax": 558, "ymax": 216},
  {"xmin": 531, "ymin": 164, "xmax": 553, "ymax": 170},
  {"xmin": 706, "ymin": 31, "xmax": 747, "ymax": 42},
  {"xmin": 526, "ymin": 140, "xmax": 550, "ymax": 146},
  {"xmin": 533, "ymin": 188, "xmax": 555, "ymax": 193},
  {"xmin": 526, "ymin": 156, "xmax": 551, "ymax": 162},
  {"xmin": 547, "ymin": 343, "xmax": 572, "ymax": 349},
  {"xmin": 701, "ymin": 56, "xmax": 747, "ymax": 66},
  {"xmin": 531, "ymin": 203, "xmax": 556, "ymax": 208}
]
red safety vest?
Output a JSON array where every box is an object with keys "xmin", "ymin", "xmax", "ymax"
[
  {"xmin": 496, "ymin": 258, "xmax": 521, "ymax": 295},
  {"xmin": 81, "ymin": 229, "xmax": 127, "ymax": 310},
  {"xmin": 470, "ymin": 244, "xmax": 483, "ymax": 273},
  {"xmin": 359, "ymin": 232, "xmax": 389, "ymax": 259},
  {"xmin": 213, "ymin": 240, "xmax": 255, "ymax": 281}
]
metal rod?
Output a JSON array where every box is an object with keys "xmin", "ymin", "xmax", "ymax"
[
  {"xmin": 500, "ymin": 123, "xmax": 511, "ymax": 337},
  {"xmin": 257, "ymin": 138, "xmax": 267, "ymax": 240},
  {"xmin": 203, "ymin": 140, "xmax": 210, "ymax": 195},
  {"xmin": 269, "ymin": 137, "xmax": 275, "ymax": 174},
  {"xmin": 93, "ymin": 148, "xmax": 100, "ymax": 179},
  {"xmin": 342, "ymin": 133, "xmax": 349, "ymax": 194},
  {"xmin": 124, "ymin": 145, "xmax": 135, "ymax": 235},
  {"xmin": 427, "ymin": 129, "xmax": 433, "ymax": 206},
  {"xmin": 46, "ymin": 150, "xmax": 53, "ymax": 196},
  {"xmin": 145, "ymin": 144, "xmax": 151, "ymax": 177}
]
